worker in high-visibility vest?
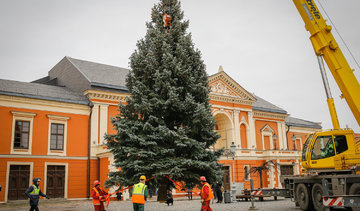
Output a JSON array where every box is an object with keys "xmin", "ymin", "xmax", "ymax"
[
  {"xmin": 132, "ymin": 175, "xmax": 148, "ymax": 211},
  {"xmin": 91, "ymin": 180, "xmax": 108, "ymax": 211},
  {"xmin": 25, "ymin": 178, "xmax": 49, "ymax": 211},
  {"xmin": 200, "ymin": 176, "xmax": 214, "ymax": 211}
]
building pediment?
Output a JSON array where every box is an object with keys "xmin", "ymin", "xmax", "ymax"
[
  {"xmin": 208, "ymin": 66, "xmax": 256, "ymax": 105},
  {"xmin": 261, "ymin": 124, "xmax": 274, "ymax": 133}
]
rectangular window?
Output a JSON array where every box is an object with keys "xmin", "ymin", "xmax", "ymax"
[
  {"xmin": 334, "ymin": 135, "xmax": 348, "ymax": 155},
  {"xmin": 13, "ymin": 120, "xmax": 30, "ymax": 149},
  {"xmin": 311, "ymin": 136, "xmax": 334, "ymax": 160},
  {"xmin": 50, "ymin": 123, "xmax": 64, "ymax": 150}
]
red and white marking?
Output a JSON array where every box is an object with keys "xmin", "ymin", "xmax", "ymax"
[
  {"xmin": 323, "ymin": 197, "xmax": 344, "ymax": 207},
  {"xmin": 251, "ymin": 190, "xmax": 263, "ymax": 196}
]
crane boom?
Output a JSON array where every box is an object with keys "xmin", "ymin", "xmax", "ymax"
[
  {"xmin": 280, "ymin": 3, "xmax": 360, "ymax": 210},
  {"xmin": 293, "ymin": 0, "xmax": 360, "ymax": 128}
]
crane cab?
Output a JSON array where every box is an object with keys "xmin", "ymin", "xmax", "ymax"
[{"xmin": 301, "ymin": 129, "xmax": 359, "ymax": 171}]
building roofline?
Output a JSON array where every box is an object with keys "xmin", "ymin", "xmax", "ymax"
[
  {"xmin": 90, "ymin": 82, "xmax": 128, "ymax": 92},
  {"xmin": 65, "ymin": 56, "xmax": 92, "ymax": 82},
  {"xmin": 252, "ymin": 106, "xmax": 288, "ymax": 114},
  {"xmin": 0, "ymin": 90, "xmax": 90, "ymax": 105}
]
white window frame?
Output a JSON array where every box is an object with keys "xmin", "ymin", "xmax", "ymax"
[
  {"xmin": 44, "ymin": 162, "xmax": 68, "ymax": 199},
  {"xmin": 261, "ymin": 125, "xmax": 275, "ymax": 150},
  {"xmin": 261, "ymin": 131, "xmax": 274, "ymax": 150},
  {"xmin": 10, "ymin": 111, "xmax": 36, "ymax": 155},
  {"xmin": 47, "ymin": 115, "xmax": 70, "ymax": 156},
  {"xmin": 4, "ymin": 161, "xmax": 34, "ymax": 203}
]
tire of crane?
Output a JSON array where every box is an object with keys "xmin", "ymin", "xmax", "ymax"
[
  {"xmin": 349, "ymin": 183, "xmax": 360, "ymax": 195},
  {"xmin": 311, "ymin": 183, "xmax": 324, "ymax": 211},
  {"xmin": 296, "ymin": 183, "xmax": 314, "ymax": 211},
  {"xmin": 349, "ymin": 184, "xmax": 360, "ymax": 211}
]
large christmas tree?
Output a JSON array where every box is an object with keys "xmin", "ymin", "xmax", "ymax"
[{"xmin": 105, "ymin": 0, "xmax": 222, "ymax": 199}]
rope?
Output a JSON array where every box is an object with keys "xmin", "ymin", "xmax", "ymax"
[
  {"xmin": 316, "ymin": 0, "xmax": 360, "ymax": 69},
  {"xmin": 105, "ymin": 177, "xmax": 154, "ymax": 208},
  {"xmin": 165, "ymin": 175, "xmax": 200, "ymax": 196},
  {"xmin": 104, "ymin": 175, "xmax": 201, "ymax": 208}
]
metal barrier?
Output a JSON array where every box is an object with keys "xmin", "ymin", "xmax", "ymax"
[{"xmin": 322, "ymin": 178, "xmax": 360, "ymax": 210}]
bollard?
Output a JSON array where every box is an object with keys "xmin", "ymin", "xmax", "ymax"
[
  {"xmin": 248, "ymin": 179, "xmax": 258, "ymax": 210},
  {"xmin": 322, "ymin": 178, "xmax": 330, "ymax": 211}
]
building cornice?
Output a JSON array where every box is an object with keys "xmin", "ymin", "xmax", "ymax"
[
  {"xmin": 253, "ymin": 110, "xmax": 288, "ymax": 121},
  {"xmin": 210, "ymin": 94, "xmax": 254, "ymax": 105},
  {"xmin": 0, "ymin": 94, "xmax": 90, "ymax": 115},
  {"xmin": 288, "ymin": 126, "xmax": 322, "ymax": 133},
  {"xmin": 84, "ymin": 89, "xmax": 130, "ymax": 103}
]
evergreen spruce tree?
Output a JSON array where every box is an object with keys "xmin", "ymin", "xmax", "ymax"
[{"xmin": 105, "ymin": 0, "xmax": 223, "ymax": 200}]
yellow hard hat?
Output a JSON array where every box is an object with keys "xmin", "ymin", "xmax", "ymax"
[{"xmin": 140, "ymin": 175, "xmax": 146, "ymax": 180}]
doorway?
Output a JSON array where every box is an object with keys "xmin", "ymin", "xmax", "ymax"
[
  {"xmin": 46, "ymin": 165, "xmax": 65, "ymax": 198},
  {"xmin": 8, "ymin": 165, "xmax": 30, "ymax": 200}
]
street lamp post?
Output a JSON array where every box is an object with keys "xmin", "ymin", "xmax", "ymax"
[
  {"xmin": 272, "ymin": 133, "xmax": 277, "ymax": 150},
  {"xmin": 230, "ymin": 142, "xmax": 237, "ymax": 202},
  {"xmin": 292, "ymin": 134, "xmax": 296, "ymax": 151}
]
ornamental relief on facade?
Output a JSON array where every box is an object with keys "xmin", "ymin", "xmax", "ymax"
[
  {"xmin": 210, "ymin": 81, "xmax": 237, "ymax": 97},
  {"xmin": 84, "ymin": 91, "xmax": 129, "ymax": 103}
]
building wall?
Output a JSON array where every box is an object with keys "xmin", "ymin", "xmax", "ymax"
[
  {"xmin": 0, "ymin": 105, "xmax": 89, "ymax": 156},
  {"xmin": 0, "ymin": 95, "xmax": 90, "ymax": 202},
  {"xmin": 0, "ymin": 158, "xmax": 92, "ymax": 202},
  {"xmin": 99, "ymin": 156, "xmax": 110, "ymax": 191}
]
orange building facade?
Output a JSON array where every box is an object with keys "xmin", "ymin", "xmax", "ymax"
[
  {"xmin": 208, "ymin": 68, "xmax": 321, "ymax": 191},
  {"xmin": 0, "ymin": 79, "xmax": 92, "ymax": 203},
  {"xmin": 0, "ymin": 57, "xmax": 321, "ymax": 202}
]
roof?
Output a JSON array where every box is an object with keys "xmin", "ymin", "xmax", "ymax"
[
  {"xmin": 0, "ymin": 79, "xmax": 90, "ymax": 105},
  {"xmin": 66, "ymin": 57, "xmax": 129, "ymax": 91},
  {"xmin": 252, "ymin": 95, "xmax": 287, "ymax": 114},
  {"xmin": 285, "ymin": 116, "xmax": 322, "ymax": 129}
]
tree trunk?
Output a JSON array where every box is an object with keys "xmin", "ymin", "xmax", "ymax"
[
  {"xmin": 157, "ymin": 177, "xmax": 168, "ymax": 202},
  {"xmin": 259, "ymin": 171, "xmax": 263, "ymax": 188}
]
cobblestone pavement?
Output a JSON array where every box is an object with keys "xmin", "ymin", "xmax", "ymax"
[{"xmin": 0, "ymin": 197, "xmax": 302, "ymax": 211}]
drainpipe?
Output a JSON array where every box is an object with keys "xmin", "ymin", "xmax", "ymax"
[
  {"xmin": 285, "ymin": 125, "xmax": 290, "ymax": 150},
  {"xmin": 87, "ymin": 102, "xmax": 94, "ymax": 199},
  {"xmin": 97, "ymin": 157, "xmax": 100, "ymax": 180}
]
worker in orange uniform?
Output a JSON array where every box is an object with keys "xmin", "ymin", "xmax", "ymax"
[
  {"xmin": 132, "ymin": 175, "xmax": 148, "ymax": 211},
  {"xmin": 200, "ymin": 176, "xmax": 214, "ymax": 211},
  {"xmin": 91, "ymin": 180, "xmax": 108, "ymax": 211}
]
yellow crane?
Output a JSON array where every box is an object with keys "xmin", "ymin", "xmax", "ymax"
[
  {"xmin": 292, "ymin": 0, "xmax": 360, "ymax": 171},
  {"xmin": 281, "ymin": 1, "xmax": 360, "ymax": 210}
]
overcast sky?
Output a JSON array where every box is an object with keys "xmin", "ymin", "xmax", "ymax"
[{"xmin": 0, "ymin": 0, "xmax": 359, "ymax": 132}]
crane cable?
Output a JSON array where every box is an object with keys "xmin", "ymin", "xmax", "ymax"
[{"xmin": 316, "ymin": 0, "xmax": 360, "ymax": 70}]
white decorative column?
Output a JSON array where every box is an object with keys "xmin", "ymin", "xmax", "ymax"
[
  {"xmin": 99, "ymin": 104, "xmax": 109, "ymax": 145},
  {"xmin": 234, "ymin": 110, "xmax": 241, "ymax": 148},
  {"xmin": 277, "ymin": 122, "xmax": 284, "ymax": 150},
  {"xmin": 281, "ymin": 123, "xmax": 287, "ymax": 150},
  {"xmin": 294, "ymin": 160, "xmax": 300, "ymax": 175},
  {"xmin": 91, "ymin": 104, "xmax": 99, "ymax": 146},
  {"xmin": 248, "ymin": 111, "xmax": 256, "ymax": 149},
  {"xmin": 276, "ymin": 159, "xmax": 282, "ymax": 188},
  {"xmin": 108, "ymin": 154, "xmax": 118, "ymax": 193},
  {"xmin": 268, "ymin": 162, "xmax": 275, "ymax": 188}
]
